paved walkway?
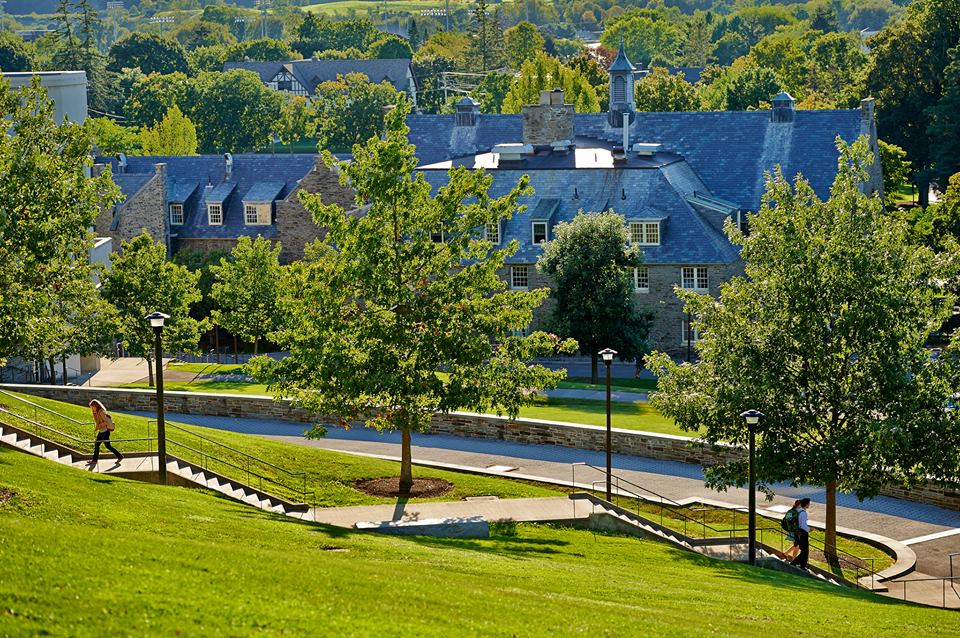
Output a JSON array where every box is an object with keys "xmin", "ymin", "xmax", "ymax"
[
  {"xmin": 87, "ymin": 357, "xmax": 175, "ymax": 387},
  {"xmin": 541, "ymin": 388, "xmax": 648, "ymax": 402}
]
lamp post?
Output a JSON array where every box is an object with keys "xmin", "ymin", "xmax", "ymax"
[
  {"xmin": 599, "ymin": 348, "xmax": 617, "ymax": 501},
  {"xmin": 739, "ymin": 409, "xmax": 764, "ymax": 565},
  {"xmin": 146, "ymin": 312, "xmax": 170, "ymax": 485}
]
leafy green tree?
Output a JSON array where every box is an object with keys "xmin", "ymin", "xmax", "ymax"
[
  {"xmin": 174, "ymin": 20, "xmax": 237, "ymax": 51},
  {"xmin": 313, "ymin": 72, "xmax": 398, "ymax": 152},
  {"xmin": 0, "ymin": 32, "xmax": 34, "ymax": 71},
  {"xmin": 647, "ymin": 139, "xmax": 960, "ymax": 565},
  {"xmin": 226, "ymin": 38, "xmax": 299, "ymax": 62},
  {"xmin": 566, "ymin": 51, "xmax": 609, "ymax": 111},
  {"xmin": 210, "ymin": 237, "xmax": 282, "ymax": 356},
  {"xmin": 291, "ymin": 14, "xmax": 382, "ymax": 59},
  {"xmin": 908, "ymin": 173, "xmax": 960, "ymax": 250},
  {"xmin": 190, "ymin": 70, "xmax": 284, "ymax": 153},
  {"xmin": 140, "ymin": 105, "xmax": 198, "ymax": 156},
  {"xmin": 711, "ymin": 31, "xmax": 749, "ymax": 66},
  {"xmin": 601, "ymin": 9, "xmax": 684, "ymax": 68},
  {"xmin": 680, "ymin": 10, "xmax": 714, "ymax": 67},
  {"xmin": 878, "ymin": 139, "xmax": 912, "ymax": 209},
  {"xmin": 0, "ymin": 78, "xmax": 121, "ymax": 368},
  {"xmin": 190, "ymin": 45, "xmax": 231, "ymax": 72},
  {"xmin": 124, "ymin": 71, "xmax": 191, "ymax": 128},
  {"xmin": 412, "ymin": 51, "xmax": 458, "ymax": 114},
  {"xmin": 367, "ymin": 35, "xmax": 413, "ymax": 59},
  {"xmin": 805, "ymin": 31, "xmax": 867, "ymax": 106},
  {"xmin": 408, "ymin": 19, "xmax": 422, "ymax": 51},
  {"xmin": 502, "ymin": 52, "xmax": 600, "ymax": 113},
  {"xmin": 504, "ymin": 21, "xmax": 544, "ymax": 69},
  {"xmin": 87, "ymin": 117, "xmax": 141, "ymax": 154},
  {"xmin": 748, "ymin": 32, "xmax": 810, "ymax": 98},
  {"xmin": 724, "ymin": 66, "xmax": 781, "ymax": 111},
  {"xmin": 276, "ymin": 95, "xmax": 316, "ymax": 147},
  {"xmin": 107, "ymin": 33, "xmax": 189, "ymax": 75},
  {"xmin": 101, "ymin": 232, "xmax": 204, "ymax": 387},
  {"xmin": 467, "ymin": 0, "xmax": 506, "ymax": 72},
  {"xmin": 927, "ymin": 47, "xmax": 960, "ymax": 184},
  {"xmin": 172, "ymin": 249, "xmax": 231, "ymax": 322},
  {"xmin": 634, "ymin": 67, "xmax": 700, "ymax": 112},
  {"xmin": 472, "ymin": 72, "xmax": 513, "ymax": 114},
  {"xmin": 862, "ymin": 0, "xmax": 960, "ymax": 205},
  {"xmin": 250, "ymin": 100, "xmax": 576, "ymax": 492},
  {"xmin": 537, "ymin": 211, "xmax": 650, "ymax": 383}
]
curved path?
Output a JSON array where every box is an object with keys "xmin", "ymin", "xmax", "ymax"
[{"xmin": 125, "ymin": 410, "xmax": 960, "ymax": 582}]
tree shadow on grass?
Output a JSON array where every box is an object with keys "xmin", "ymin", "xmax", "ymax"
[{"xmin": 399, "ymin": 524, "xmax": 572, "ymax": 559}]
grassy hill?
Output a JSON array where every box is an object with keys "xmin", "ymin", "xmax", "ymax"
[{"xmin": 1, "ymin": 448, "xmax": 957, "ymax": 637}]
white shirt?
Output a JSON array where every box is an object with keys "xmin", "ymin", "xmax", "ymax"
[{"xmin": 798, "ymin": 509, "xmax": 809, "ymax": 532}]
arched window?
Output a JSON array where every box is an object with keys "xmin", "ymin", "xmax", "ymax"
[{"xmin": 613, "ymin": 76, "xmax": 626, "ymax": 103}]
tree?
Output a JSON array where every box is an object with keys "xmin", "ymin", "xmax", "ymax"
[
  {"xmin": 101, "ymin": 232, "xmax": 204, "ymax": 387},
  {"xmin": 313, "ymin": 73, "xmax": 398, "ymax": 152},
  {"xmin": 139, "ymin": 105, "xmax": 198, "ymax": 156},
  {"xmin": 250, "ymin": 100, "xmax": 575, "ymax": 493},
  {"xmin": 124, "ymin": 72, "xmax": 192, "ymax": 128},
  {"xmin": 504, "ymin": 21, "xmax": 544, "ymax": 69},
  {"xmin": 502, "ymin": 52, "xmax": 600, "ymax": 113},
  {"xmin": 367, "ymin": 35, "xmax": 413, "ymax": 59},
  {"xmin": 107, "ymin": 33, "xmax": 189, "ymax": 76},
  {"xmin": 537, "ymin": 211, "xmax": 650, "ymax": 383},
  {"xmin": 878, "ymin": 139, "xmax": 912, "ymax": 209},
  {"xmin": 472, "ymin": 72, "xmax": 513, "ymax": 114},
  {"xmin": 926, "ymin": 47, "xmax": 960, "ymax": 184},
  {"xmin": 87, "ymin": 117, "xmax": 141, "ymax": 154},
  {"xmin": 173, "ymin": 20, "xmax": 237, "ymax": 51},
  {"xmin": 408, "ymin": 19, "xmax": 422, "ymax": 51},
  {"xmin": 601, "ymin": 9, "xmax": 684, "ymax": 68},
  {"xmin": 190, "ymin": 70, "xmax": 284, "ymax": 153},
  {"xmin": 0, "ymin": 78, "xmax": 121, "ymax": 367},
  {"xmin": 724, "ymin": 66, "xmax": 781, "ymax": 111},
  {"xmin": 634, "ymin": 67, "xmax": 700, "ymax": 112},
  {"xmin": 908, "ymin": 173, "xmax": 960, "ymax": 250},
  {"xmin": 647, "ymin": 139, "xmax": 960, "ymax": 566},
  {"xmin": 276, "ymin": 95, "xmax": 316, "ymax": 148},
  {"xmin": 467, "ymin": 0, "xmax": 506, "ymax": 73},
  {"xmin": 0, "ymin": 32, "xmax": 34, "ymax": 72},
  {"xmin": 210, "ymin": 237, "xmax": 282, "ymax": 356},
  {"xmin": 226, "ymin": 38, "xmax": 299, "ymax": 62},
  {"xmin": 190, "ymin": 45, "xmax": 231, "ymax": 72}
]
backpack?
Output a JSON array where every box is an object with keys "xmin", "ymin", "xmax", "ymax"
[
  {"xmin": 780, "ymin": 508, "xmax": 799, "ymax": 533},
  {"xmin": 104, "ymin": 414, "xmax": 115, "ymax": 432}
]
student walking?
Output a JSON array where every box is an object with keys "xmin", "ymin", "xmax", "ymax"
[
  {"xmin": 782, "ymin": 500, "xmax": 802, "ymax": 561},
  {"xmin": 789, "ymin": 498, "xmax": 812, "ymax": 569},
  {"xmin": 88, "ymin": 399, "xmax": 123, "ymax": 465}
]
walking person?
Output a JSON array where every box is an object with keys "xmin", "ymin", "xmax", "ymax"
[
  {"xmin": 789, "ymin": 498, "xmax": 812, "ymax": 569},
  {"xmin": 782, "ymin": 500, "xmax": 802, "ymax": 561},
  {"xmin": 88, "ymin": 399, "xmax": 123, "ymax": 466}
]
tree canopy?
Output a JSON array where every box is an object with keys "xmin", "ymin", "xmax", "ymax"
[
  {"xmin": 140, "ymin": 105, "xmax": 198, "ymax": 156},
  {"xmin": 502, "ymin": 52, "xmax": 600, "ymax": 113},
  {"xmin": 107, "ymin": 33, "xmax": 189, "ymax": 76},
  {"xmin": 313, "ymin": 73, "xmax": 398, "ymax": 152}
]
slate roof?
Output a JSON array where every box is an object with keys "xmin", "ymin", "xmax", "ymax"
[
  {"xmin": 105, "ymin": 154, "xmax": 319, "ymax": 240},
  {"xmin": 112, "ymin": 173, "xmax": 154, "ymax": 202},
  {"xmin": 244, "ymin": 181, "xmax": 285, "ymax": 202},
  {"xmin": 223, "ymin": 58, "xmax": 414, "ymax": 94},
  {"xmin": 407, "ymin": 108, "xmax": 864, "ymax": 210}
]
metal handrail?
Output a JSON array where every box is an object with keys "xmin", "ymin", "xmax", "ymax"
[
  {"xmin": 892, "ymin": 574, "xmax": 960, "ymax": 609},
  {"xmin": 162, "ymin": 422, "xmax": 306, "ymax": 479},
  {"xmin": 0, "ymin": 407, "xmax": 155, "ymax": 448},
  {"xmin": 0, "ymin": 389, "xmax": 94, "ymax": 427}
]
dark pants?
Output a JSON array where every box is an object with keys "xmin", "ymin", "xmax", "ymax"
[
  {"xmin": 790, "ymin": 529, "xmax": 809, "ymax": 569},
  {"xmin": 92, "ymin": 430, "xmax": 123, "ymax": 463}
]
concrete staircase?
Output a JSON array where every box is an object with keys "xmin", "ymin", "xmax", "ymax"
[{"xmin": 0, "ymin": 420, "xmax": 309, "ymax": 518}]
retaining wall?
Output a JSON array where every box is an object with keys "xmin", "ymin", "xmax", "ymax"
[{"xmin": 4, "ymin": 383, "xmax": 957, "ymax": 511}]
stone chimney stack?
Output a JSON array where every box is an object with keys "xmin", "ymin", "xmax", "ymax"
[{"xmin": 522, "ymin": 88, "xmax": 574, "ymax": 146}]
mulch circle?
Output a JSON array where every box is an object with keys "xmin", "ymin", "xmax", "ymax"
[
  {"xmin": 0, "ymin": 488, "xmax": 16, "ymax": 506},
  {"xmin": 354, "ymin": 477, "xmax": 454, "ymax": 498}
]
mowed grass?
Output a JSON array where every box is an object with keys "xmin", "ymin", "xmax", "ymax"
[
  {"xmin": 556, "ymin": 376, "xmax": 658, "ymax": 393},
  {"xmin": 517, "ymin": 396, "xmax": 686, "ymax": 436},
  {"xmin": 2, "ymin": 450, "xmax": 956, "ymax": 637},
  {"xmin": 0, "ymin": 392, "xmax": 562, "ymax": 507}
]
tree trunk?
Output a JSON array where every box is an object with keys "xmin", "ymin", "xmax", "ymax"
[
  {"xmin": 253, "ymin": 337, "xmax": 259, "ymax": 356},
  {"xmin": 918, "ymin": 174, "xmax": 930, "ymax": 208},
  {"xmin": 62, "ymin": 356, "xmax": 68, "ymax": 385},
  {"xmin": 591, "ymin": 352, "xmax": 599, "ymax": 385},
  {"xmin": 147, "ymin": 355, "xmax": 155, "ymax": 388},
  {"xmin": 48, "ymin": 358, "xmax": 56, "ymax": 385},
  {"xmin": 399, "ymin": 427, "xmax": 413, "ymax": 494},
  {"xmin": 825, "ymin": 481, "xmax": 839, "ymax": 569}
]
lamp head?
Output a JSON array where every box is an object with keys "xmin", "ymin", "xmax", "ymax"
[
  {"xmin": 145, "ymin": 311, "xmax": 170, "ymax": 329},
  {"xmin": 739, "ymin": 409, "xmax": 764, "ymax": 426},
  {"xmin": 599, "ymin": 348, "xmax": 617, "ymax": 363}
]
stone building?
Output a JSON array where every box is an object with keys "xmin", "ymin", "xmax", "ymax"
[
  {"xmin": 405, "ymin": 42, "xmax": 882, "ymax": 357},
  {"xmin": 95, "ymin": 153, "xmax": 355, "ymax": 263}
]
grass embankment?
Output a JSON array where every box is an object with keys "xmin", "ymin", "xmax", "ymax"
[
  {"xmin": 556, "ymin": 376, "xmax": 657, "ymax": 393},
  {"xmin": 1, "ymin": 450, "xmax": 954, "ymax": 637},
  {"xmin": 0, "ymin": 392, "xmax": 562, "ymax": 507}
]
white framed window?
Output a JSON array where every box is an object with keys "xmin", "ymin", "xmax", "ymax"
[
  {"xmin": 245, "ymin": 203, "xmax": 270, "ymax": 225},
  {"xmin": 511, "ymin": 265, "xmax": 529, "ymax": 289},
  {"xmin": 629, "ymin": 221, "xmax": 661, "ymax": 246},
  {"xmin": 681, "ymin": 266, "xmax": 708, "ymax": 291},
  {"xmin": 532, "ymin": 221, "xmax": 548, "ymax": 244},
  {"xmin": 169, "ymin": 203, "xmax": 184, "ymax": 225},
  {"xmin": 485, "ymin": 221, "xmax": 500, "ymax": 244},
  {"xmin": 633, "ymin": 266, "xmax": 649, "ymax": 293},
  {"xmin": 682, "ymin": 317, "xmax": 701, "ymax": 345},
  {"xmin": 207, "ymin": 203, "xmax": 222, "ymax": 225}
]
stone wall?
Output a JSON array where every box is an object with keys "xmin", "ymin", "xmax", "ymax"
[
  {"xmin": 522, "ymin": 104, "xmax": 575, "ymax": 146},
  {"xmin": 95, "ymin": 164, "xmax": 168, "ymax": 249},
  {"xmin": 176, "ymin": 237, "xmax": 241, "ymax": 255},
  {"xmin": 7, "ymin": 383, "xmax": 958, "ymax": 511},
  {"xmin": 276, "ymin": 159, "xmax": 356, "ymax": 264}
]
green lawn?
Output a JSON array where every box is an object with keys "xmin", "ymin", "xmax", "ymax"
[
  {"xmin": 518, "ymin": 396, "xmax": 686, "ymax": 436},
  {"xmin": 167, "ymin": 362, "xmax": 248, "ymax": 374},
  {"xmin": 2, "ymin": 450, "xmax": 956, "ymax": 637},
  {"xmin": 556, "ymin": 376, "xmax": 657, "ymax": 393},
  {"xmin": 0, "ymin": 392, "xmax": 562, "ymax": 507}
]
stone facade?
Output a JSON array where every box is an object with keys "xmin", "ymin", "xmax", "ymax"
[
  {"xmin": 522, "ymin": 101, "xmax": 575, "ymax": 146},
  {"xmin": 176, "ymin": 237, "xmax": 242, "ymax": 255},
  {"xmin": 94, "ymin": 163, "xmax": 168, "ymax": 251},
  {"xmin": 7, "ymin": 383, "xmax": 958, "ymax": 511},
  {"xmin": 276, "ymin": 159, "xmax": 356, "ymax": 264}
]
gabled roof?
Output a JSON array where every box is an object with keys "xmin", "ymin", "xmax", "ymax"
[
  {"xmin": 224, "ymin": 58, "xmax": 414, "ymax": 94},
  {"xmin": 243, "ymin": 181, "xmax": 285, "ymax": 202},
  {"xmin": 207, "ymin": 182, "xmax": 236, "ymax": 203},
  {"xmin": 168, "ymin": 178, "xmax": 199, "ymax": 204},
  {"xmin": 112, "ymin": 173, "xmax": 154, "ymax": 202}
]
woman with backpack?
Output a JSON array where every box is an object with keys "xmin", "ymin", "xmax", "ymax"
[
  {"xmin": 782, "ymin": 500, "xmax": 802, "ymax": 560},
  {"xmin": 789, "ymin": 498, "xmax": 812, "ymax": 570},
  {"xmin": 88, "ymin": 399, "xmax": 124, "ymax": 465}
]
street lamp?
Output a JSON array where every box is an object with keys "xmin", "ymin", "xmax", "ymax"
[
  {"xmin": 599, "ymin": 347, "xmax": 617, "ymax": 501},
  {"xmin": 146, "ymin": 312, "xmax": 170, "ymax": 485},
  {"xmin": 739, "ymin": 408, "xmax": 764, "ymax": 566}
]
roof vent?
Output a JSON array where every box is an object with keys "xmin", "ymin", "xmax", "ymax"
[
  {"xmin": 224, "ymin": 152, "xmax": 233, "ymax": 180},
  {"xmin": 771, "ymin": 91, "xmax": 795, "ymax": 123},
  {"xmin": 549, "ymin": 87, "xmax": 564, "ymax": 105},
  {"xmin": 633, "ymin": 143, "xmax": 662, "ymax": 157},
  {"xmin": 115, "ymin": 152, "xmax": 126, "ymax": 173},
  {"xmin": 493, "ymin": 143, "xmax": 533, "ymax": 162},
  {"xmin": 612, "ymin": 145, "xmax": 627, "ymax": 162},
  {"xmin": 551, "ymin": 139, "xmax": 572, "ymax": 153}
]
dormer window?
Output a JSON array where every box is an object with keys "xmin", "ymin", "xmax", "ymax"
[
  {"xmin": 207, "ymin": 203, "xmax": 222, "ymax": 225},
  {"xmin": 169, "ymin": 203, "xmax": 184, "ymax": 225},
  {"xmin": 532, "ymin": 221, "xmax": 548, "ymax": 244},
  {"xmin": 244, "ymin": 203, "xmax": 271, "ymax": 225},
  {"xmin": 485, "ymin": 221, "xmax": 500, "ymax": 245},
  {"xmin": 629, "ymin": 221, "xmax": 660, "ymax": 246}
]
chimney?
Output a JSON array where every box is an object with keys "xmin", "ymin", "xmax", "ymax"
[
  {"xmin": 861, "ymin": 97, "xmax": 875, "ymax": 122},
  {"xmin": 522, "ymin": 88, "xmax": 574, "ymax": 147},
  {"xmin": 92, "ymin": 162, "xmax": 106, "ymax": 177},
  {"xmin": 223, "ymin": 152, "xmax": 233, "ymax": 180},
  {"xmin": 771, "ymin": 91, "xmax": 796, "ymax": 123},
  {"xmin": 454, "ymin": 96, "xmax": 480, "ymax": 127},
  {"xmin": 115, "ymin": 153, "xmax": 127, "ymax": 174}
]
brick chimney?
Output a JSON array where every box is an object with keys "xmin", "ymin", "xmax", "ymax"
[{"xmin": 522, "ymin": 88, "xmax": 574, "ymax": 146}]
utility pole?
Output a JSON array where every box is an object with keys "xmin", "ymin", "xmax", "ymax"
[
  {"xmin": 445, "ymin": 0, "xmax": 450, "ymax": 31},
  {"xmin": 257, "ymin": 0, "xmax": 270, "ymax": 39}
]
